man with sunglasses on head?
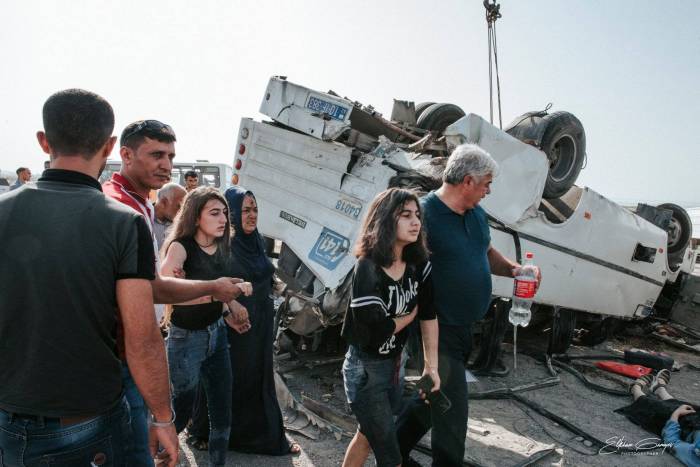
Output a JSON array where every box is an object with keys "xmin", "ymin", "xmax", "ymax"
[{"xmin": 103, "ymin": 120, "xmax": 249, "ymax": 466}]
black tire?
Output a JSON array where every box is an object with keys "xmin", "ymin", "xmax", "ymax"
[
  {"xmin": 540, "ymin": 112, "xmax": 586, "ymax": 198},
  {"xmin": 415, "ymin": 101, "xmax": 435, "ymax": 121},
  {"xmin": 547, "ymin": 308, "xmax": 576, "ymax": 354},
  {"xmin": 539, "ymin": 112, "xmax": 586, "ymax": 198},
  {"xmin": 506, "ymin": 111, "xmax": 586, "ymax": 199},
  {"xmin": 657, "ymin": 203, "xmax": 692, "ymax": 255},
  {"xmin": 416, "ymin": 103, "xmax": 466, "ymax": 133}
]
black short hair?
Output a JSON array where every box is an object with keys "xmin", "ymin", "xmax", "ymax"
[
  {"xmin": 184, "ymin": 170, "xmax": 198, "ymax": 179},
  {"xmin": 42, "ymin": 89, "xmax": 114, "ymax": 158},
  {"xmin": 16, "ymin": 167, "xmax": 28, "ymax": 175},
  {"xmin": 120, "ymin": 120, "xmax": 177, "ymax": 150}
]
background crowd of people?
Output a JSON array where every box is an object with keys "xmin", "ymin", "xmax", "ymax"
[{"xmin": 2, "ymin": 87, "xmax": 695, "ymax": 467}]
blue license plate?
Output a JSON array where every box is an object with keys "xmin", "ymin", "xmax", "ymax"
[{"xmin": 306, "ymin": 96, "xmax": 349, "ymax": 121}]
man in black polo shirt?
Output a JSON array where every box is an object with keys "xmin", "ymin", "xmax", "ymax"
[{"xmin": 0, "ymin": 89, "xmax": 178, "ymax": 466}]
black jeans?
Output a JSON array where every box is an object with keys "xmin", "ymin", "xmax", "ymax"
[{"xmin": 396, "ymin": 324, "xmax": 471, "ymax": 467}]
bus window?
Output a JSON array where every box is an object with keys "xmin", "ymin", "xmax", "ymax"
[
  {"xmin": 170, "ymin": 165, "xmax": 193, "ymax": 186},
  {"xmin": 197, "ymin": 166, "xmax": 220, "ymax": 188}
]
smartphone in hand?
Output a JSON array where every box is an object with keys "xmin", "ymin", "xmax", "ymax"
[{"xmin": 415, "ymin": 374, "xmax": 452, "ymax": 414}]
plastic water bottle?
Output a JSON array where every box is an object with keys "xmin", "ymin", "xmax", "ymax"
[
  {"xmin": 509, "ymin": 252, "xmax": 537, "ymax": 327},
  {"xmin": 510, "ymin": 252, "xmax": 537, "ymax": 371}
]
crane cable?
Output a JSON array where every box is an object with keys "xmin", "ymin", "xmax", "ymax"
[{"xmin": 484, "ymin": 0, "xmax": 503, "ymax": 128}]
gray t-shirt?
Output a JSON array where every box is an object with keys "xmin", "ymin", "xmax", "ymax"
[
  {"xmin": 0, "ymin": 169, "xmax": 155, "ymax": 417},
  {"xmin": 154, "ymin": 217, "xmax": 172, "ymax": 250}
]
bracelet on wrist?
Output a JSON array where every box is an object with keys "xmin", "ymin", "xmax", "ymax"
[
  {"xmin": 222, "ymin": 309, "xmax": 231, "ymax": 318},
  {"xmin": 149, "ymin": 408, "xmax": 176, "ymax": 428}
]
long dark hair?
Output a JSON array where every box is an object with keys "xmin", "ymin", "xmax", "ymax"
[
  {"xmin": 162, "ymin": 186, "xmax": 232, "ymax": 259},
  {"xmin": 354, "ymin": 188, "xmax": 429, "ymax": 267}
]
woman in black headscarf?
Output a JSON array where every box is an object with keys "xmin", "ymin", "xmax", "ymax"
[{"xmin": 189, "ymin": 186, "xmax": 299, "ymax": 455}]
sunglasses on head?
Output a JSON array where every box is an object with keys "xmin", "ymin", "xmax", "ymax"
[{"xmin": 122, "ymin": 120, "xmax": 174, "ymax": 142}]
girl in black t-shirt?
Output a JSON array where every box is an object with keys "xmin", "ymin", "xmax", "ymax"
[
  {"xmin": 160, "ymin": 187, "xmax": 252, "ymax": 465},
  {"xmin": 340, "ymin": 188, "xmax": 439, "ymax": 467}
]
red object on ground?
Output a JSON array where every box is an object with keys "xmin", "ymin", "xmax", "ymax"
[{"xmin": 595, "ymin": 361, "xmax": 652, "ymax": 378}]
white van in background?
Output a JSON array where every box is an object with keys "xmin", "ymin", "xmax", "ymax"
[{"xmin": 98, "ymin": 160, "xmax": 234, "ymax": 193}]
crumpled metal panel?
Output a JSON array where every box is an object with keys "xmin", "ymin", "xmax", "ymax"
[
  {"xmin": 260, "ymin": 77, "xmax": 352, "ymax": 141},
  {"xmin": 443, "ymin": 114, "xmax": 549, "ymax": 226},
  {"xmin": 240, "ymin": 120, "xmax": 395, "ymax": 291},
  {"xmin": 490, "ymin": 185, "xmax": 670, "ymax": 317}
]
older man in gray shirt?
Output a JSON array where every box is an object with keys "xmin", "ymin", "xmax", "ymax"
[{"xmin": 153, "ymin": 182, "xmax": 186, "ymax": 250}]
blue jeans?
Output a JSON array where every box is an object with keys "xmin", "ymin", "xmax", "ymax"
[
  {"xmin": 121, "ymin": 364, "xmax": 153, "ymax": 466},
  {"xmin": 0, "ymin": 396, "xmax": 131, "ymax": 466},
  {"xmin": 167, "ymin": 320, "xmax": 232, "ymax": 467},
  {"xmin": 342, "ymin": 345, "xmax": 404, "ymax": 467}
]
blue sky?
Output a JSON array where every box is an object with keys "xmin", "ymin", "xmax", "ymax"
[{"xmin": 1, "ymin": 0, "xmax": 698, "ymax": 205}]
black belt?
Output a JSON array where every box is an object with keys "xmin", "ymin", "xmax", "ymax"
[{"xmin": 4, "ymin": 411, "xmax": 97, "ymax": 427}]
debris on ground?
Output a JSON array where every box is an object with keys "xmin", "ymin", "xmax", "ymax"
[{"xmin": 179, "ymin": 318, "xmax": 699, "ymax": 466}]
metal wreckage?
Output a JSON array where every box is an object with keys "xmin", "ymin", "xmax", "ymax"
[{"xmin": 231, "ymin": 76, "xmax": 698, "ymax": 366}]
